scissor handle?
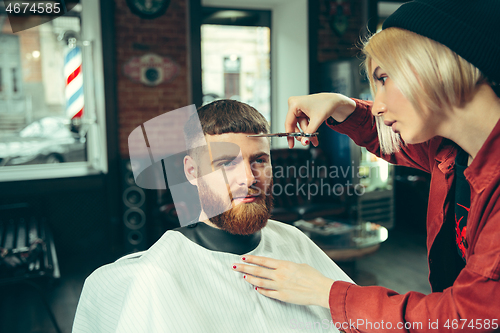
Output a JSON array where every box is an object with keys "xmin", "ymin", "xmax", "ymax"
[{"xmin": 289, "ymin": 132, "xmax": 318, "ymax": 137}]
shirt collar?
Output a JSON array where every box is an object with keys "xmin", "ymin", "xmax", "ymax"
[
  {"xmin": 435, "ymin": 138, "xmax": 458, "ymax": 174},
  {"xmin": 464, "ymin": 117, "xmax": 500, "ymax": 193}
]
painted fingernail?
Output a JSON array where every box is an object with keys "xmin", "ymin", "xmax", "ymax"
[
  {"xmin": 232, "ymin": 265, "xmax": 237, "ymax": 269},
  {"xmin": 304, "ymin": 139, "xmax": 309, "ymax": 145},
  {"xmin": 242, "ymin": 257, "xmax": 246, "ymax": 261}
]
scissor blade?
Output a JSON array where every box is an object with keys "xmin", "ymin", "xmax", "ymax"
[
  {"xmin": 247, "ymin": 133, "xmax": 287, "ymax": 137},
  {"xmin": 247, "ymin": 132, "xmax": 319, "ymax": 138}
]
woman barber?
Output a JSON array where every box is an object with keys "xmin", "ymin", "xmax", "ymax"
[{"xmin": 233, "ymin": 0, "xmax": 500, "ymax": 331}]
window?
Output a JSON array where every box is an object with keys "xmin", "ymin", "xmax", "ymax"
[
  {"xmin": 201, "ymin": 9, "xmax": 271, "ymax": 122},
  {"xmin": 0, "ymin": 1, "xmax": 107, "ymax": 181}
]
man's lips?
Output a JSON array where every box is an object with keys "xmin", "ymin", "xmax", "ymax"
[{"xmin": 233, "ymin": 194, "xmax": 259, "ymax": 203}]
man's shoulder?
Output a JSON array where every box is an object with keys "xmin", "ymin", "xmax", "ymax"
[
  {"xmin": 85, "ymin": 251, "xmax": 146, "ymax": 287},
  {"xmin": 265, "ymin": 219, "xmax": 301, "ymax": 233},
  {"xmin": 86, "ymin": 230, "xmax": 185, "ymax": 283}
]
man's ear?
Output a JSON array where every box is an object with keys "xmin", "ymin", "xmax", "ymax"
[{"xmin": 184, "ymin": 155, "xmax": 198, "ymax": 186}]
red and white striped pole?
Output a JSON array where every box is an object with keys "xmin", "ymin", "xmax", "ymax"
[{"xmin": 64, "ymin": 37, "xmax": 84, "ymax": 119}]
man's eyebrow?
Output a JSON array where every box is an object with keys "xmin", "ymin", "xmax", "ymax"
[
  {"xmin": 372, "ymin": 66, "xmax": 381, "ymax": 81},
  {"xmin": 211, "ymin": 152, "xmax": 270, "ymax": 163},
  {"xmin": 211, "ymin": 154, "xmax": 239, "ymax": 163},
  {"xmin": 250, "ymin": 152, "xmax": 270, "ymax": 160}
]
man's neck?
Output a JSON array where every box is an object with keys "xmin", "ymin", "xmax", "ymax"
[{"xmin": 199, "ymin": 216, "xmax": 220, "ymax": 230}]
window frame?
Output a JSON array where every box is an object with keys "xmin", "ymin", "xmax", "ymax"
[{"xmin": 0, "ymin": 0, "xmax": 108, "ymax": 182}]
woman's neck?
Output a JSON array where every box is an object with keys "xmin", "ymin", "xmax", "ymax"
[{"xmin": 438, "ymin": 84, "xmax": 500, "ymax": 162}]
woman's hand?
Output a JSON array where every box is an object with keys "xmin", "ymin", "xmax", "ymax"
[
  {"xmin": 286, "ymin": 93, "xmax": 356, "ymax": 148},
  {"xmin": 232, "ymin": 255, "xmax": 335, "ymax": 309}
]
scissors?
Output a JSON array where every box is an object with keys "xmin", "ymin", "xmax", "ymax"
[{"xmin": 247, "ymin": 132, "xmax": 319, "ymax": 138}]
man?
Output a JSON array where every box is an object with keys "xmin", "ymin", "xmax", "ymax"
[{"xmin": 72, "ymin": 100, "xmax": 352, "ymax": 333}]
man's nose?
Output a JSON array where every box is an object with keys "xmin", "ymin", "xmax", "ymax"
[
  {"xmin": 371, "ymin": 92, "xmax": 387, "ymax": 117},
  {"xmin": 237, "ymin": 161, "xmax": 256, "ymax": 187}
]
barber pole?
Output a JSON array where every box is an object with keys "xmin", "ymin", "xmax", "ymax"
[{"xmin": 64, "ymin": 44, "xmax": 84, "ymax": 119}]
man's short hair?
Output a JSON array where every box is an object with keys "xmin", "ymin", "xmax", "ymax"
[{"xmin": 184, "ymin": 99, "xmax": 270, "ymax": 158}]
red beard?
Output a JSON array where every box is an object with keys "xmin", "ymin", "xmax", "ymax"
[{"xmin": 198, "ymin": 178, "xmax": 274, "ymax": 235}]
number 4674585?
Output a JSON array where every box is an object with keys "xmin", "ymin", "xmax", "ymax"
[
  {"xmin": 444, "ymin": 319, "xmax": 498, "ymax": 330},
  {"xmin": 6, "ymin": 2, "xmax": 62, "ymax": 14}
]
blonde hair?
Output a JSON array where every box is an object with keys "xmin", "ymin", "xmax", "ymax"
[{"xmin": 362, "ymin": 27, "xmax": 486, "ymax": 154}]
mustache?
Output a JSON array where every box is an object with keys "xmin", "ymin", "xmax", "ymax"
[{"xmin": 231, "ymin": 187, "xmax": 264, "ymax": 199}]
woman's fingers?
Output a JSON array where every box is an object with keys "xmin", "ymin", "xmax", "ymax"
[
  {"xmin": 232, "ymin": 257, "xmax": 335, "ymax": 307},
  {"xmin": 290, "ymin": 124, "xmax": 302, "ymax": 149},
  {"xmin": 306, "ymin": 115, "xmax": 325, "ymax": 136},
  {"xmin": 285, "ymin": 99, "xmax": 301, "ymax": 149},
  {"xmin": 287, "ymin": 95, "xmax": 327, "ymax": 148},
  {"xmin": 295, "ymin": 115, "xmax": 320, "ymax": 147},
  {"xmin": 286, "ymin": 97, "xmax": 303, "ymax": 129},
  {"xmin": 232, "ymin": 263, "xmax": 274, "ymax": 279},
  {"xmin": 232, "ymin": 256, "xmax": 281, "ymax": 283},
  {"xmin": 242, "ymin": 273, "xmax": 275, "ymax": 290},
  {"xmin": 298, "ymin": 115, "xmax": 309, "ymax": 131},
  {"xmin": 240, "ymin": 255, "xmax": 281, "ymax": 268},
  {"xmin": 296, "ymin": 117, "xmax": 321, "ymax": 147},
  {"xmin": 241, "ymin": 273, "xmax": 283, "ymax": 302},
  {"xmin": 255, "ymin": 288, "xmax": 280, "ymax": 301},
  {"xmin": 302, "ymin": 115, "xmax": 324, "ymax": 146},
  {"xmin": 287, "ymin": 97, "xmax": 312, "ymax": 149}
]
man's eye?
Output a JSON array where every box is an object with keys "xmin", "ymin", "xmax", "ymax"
[
  {"xmin": 254, "ymin": 158, "xmax": 266, "ymax": 164},
  {"xmin": 220, "ymin": 160, "xmax": 237, "ymax": 167}
]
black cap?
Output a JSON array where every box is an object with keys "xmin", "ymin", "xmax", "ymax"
[{"xmin": 382, "ymin": 0, "xmax": 500, "ymax": 84}]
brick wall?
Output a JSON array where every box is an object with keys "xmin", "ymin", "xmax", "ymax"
[
  {"xmin": 115, "ymin": 0, "xmax": 189, "ymax": 157},
  {"xmin": 317, "ymin": 0, "xmax": 366, "ymax": 63}
]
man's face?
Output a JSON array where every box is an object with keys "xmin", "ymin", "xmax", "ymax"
[{"xmin": 193, "ymin": 133, "xmax": 273, "ymax": 235}]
